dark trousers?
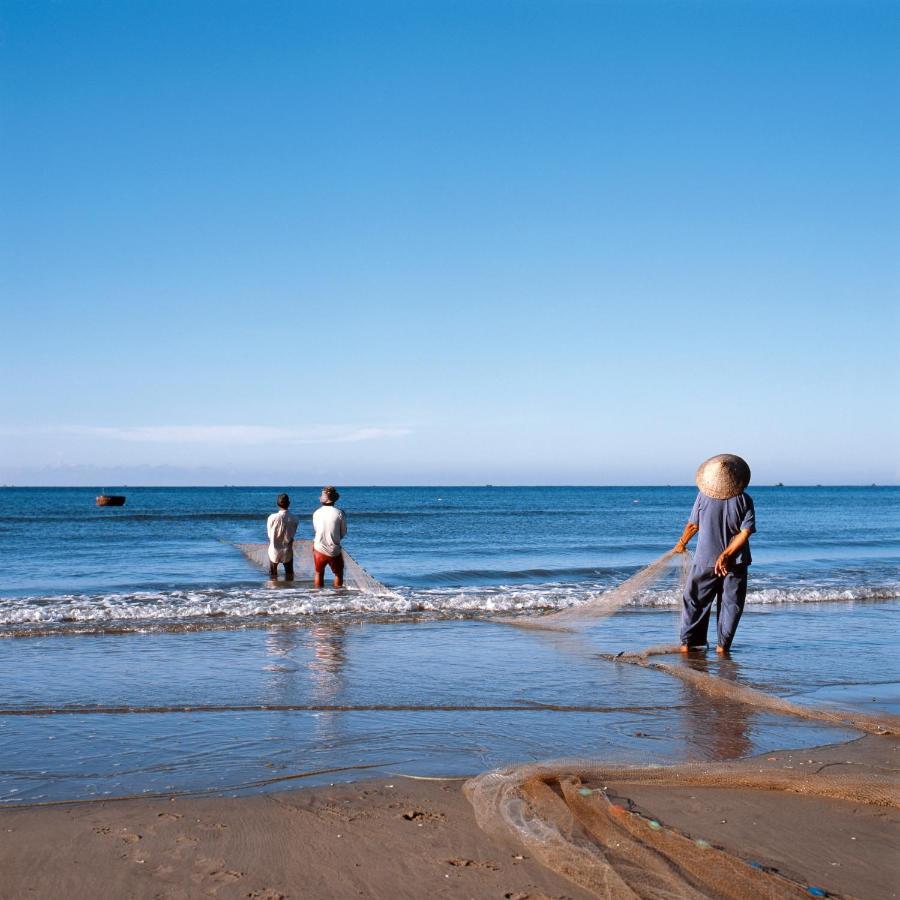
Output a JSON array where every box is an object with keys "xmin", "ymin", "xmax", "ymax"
[
  {"xmin": 269, "ymin": 558, "xmax": 294, "ymax": 581},
  {"xmin": 680, "ymin": 564, "xmax": 748, "ymax": 650}
]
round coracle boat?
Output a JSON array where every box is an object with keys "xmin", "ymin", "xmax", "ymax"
[{"xmin": 96, "ymin": 494, "xmax": 126, "ymax": 507}]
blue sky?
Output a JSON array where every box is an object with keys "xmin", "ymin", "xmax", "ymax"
[{"xmin": 1, "ymin": 0, "xmax": 897, "ymax": 485}]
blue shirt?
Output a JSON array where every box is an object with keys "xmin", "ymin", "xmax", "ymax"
[{"xmin": 689, "ymin": 492, "xmax": 756, "ymax": 568}]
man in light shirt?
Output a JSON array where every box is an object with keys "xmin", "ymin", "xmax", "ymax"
[
  {"xmin": 313, "ymin": 485, "xmax": 347, "ymax": 588},
  {"xmin": 266, "ymin": 493, "xmax": 299, "ymax": 581}
]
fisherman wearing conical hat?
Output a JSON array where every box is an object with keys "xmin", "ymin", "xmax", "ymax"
[{"xmin": 673, "ymin": 454, "xmax": 756, "ymax": 654}]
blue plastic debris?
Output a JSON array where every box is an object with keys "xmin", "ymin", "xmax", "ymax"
[{"xmin": 806, "ymin": 888, "xmax": 827, "ymax": 897}]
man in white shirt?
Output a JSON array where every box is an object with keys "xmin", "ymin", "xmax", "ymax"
[
  {"xmin": 267, "ymin": 493, "xmax": 299, "ymax": 581},
  {"xmin": 313, "ymin": 485, "xmax": 347, "ymax": 588}
]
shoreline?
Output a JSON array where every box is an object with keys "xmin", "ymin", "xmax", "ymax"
[
  {"xmin": 3, "ymin": 606, "xmax": 896, "ymax": 808},
  {"xmin": 3, "ymin": 591, "xmax": 899, "ymax": 641},
  {"xmin": 2, "ymin": 734, "xmax": 897, "ymax": 900}
]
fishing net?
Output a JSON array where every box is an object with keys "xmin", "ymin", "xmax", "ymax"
[
  {"xmin": 465, "ymin": 753, "xmax": 900, "ymax": 899},
  {"xmin": 510, "ymin": 550, "xmax": 692, "ymax": 630},
  {"xmin": 467, "ymin": 551, "xmax": 900, "ymax": 898},
  {"xmin": 235, "ymin": 540, "xmax": 395, "ymax": 596},
  {"xmin": 603, "ymin": 646, "xmax": 897, "ymax": 737}
]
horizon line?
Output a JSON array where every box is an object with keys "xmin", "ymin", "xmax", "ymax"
[{"xmin": 1, "ymin": 483, "xmax": 896, "ymax": 490}]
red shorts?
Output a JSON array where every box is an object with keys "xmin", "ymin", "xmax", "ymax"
[{"xmin": 313, "ymin": 550, "xmax": 344, "ymax": 576}]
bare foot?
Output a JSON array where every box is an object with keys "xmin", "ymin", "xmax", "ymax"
[
  {"xmin": 680, "ymin": 644, "xmax": 690, "ymax": 653},
  {"xmin": 716, "ymin": 645, "xmax": 729, "ymax": 655}
]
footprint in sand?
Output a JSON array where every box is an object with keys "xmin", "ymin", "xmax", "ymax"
[
  {"xmin": 192, "ymin": 857, "xmax": 245, "ymax": 888},
  {"xmin": 504, "ymin": 892, "xmax": 569, "ymax": 900},
  {"xmin": 208, "ymin": 869, "xmax": 244, "ymax": 883},
  {"xmin": 447, "ymin": 857, "xmax": 500, "ymax": 871},
  {"xmin": 400, "ymin": 808, "xmax": 446, "ymax": 823}
]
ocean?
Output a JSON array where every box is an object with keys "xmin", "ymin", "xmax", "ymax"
[{"xmin": 1, "ymin": 486, "xmax": 898, "ymax": 803}]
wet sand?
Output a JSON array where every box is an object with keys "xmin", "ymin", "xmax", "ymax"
[
  {"xmin": 604, "ymin": 734, "xmax": 900, "ymax": 899},
  {"xmin": 0, "ymin": 775, "xmax": 594, "ymax": 900},
  {"xmin": 1, "ymin": 735, "xmax": 897, "ymax": 900}
]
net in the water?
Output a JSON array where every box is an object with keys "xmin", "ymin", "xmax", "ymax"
[
  {"xmin": 536, "ymin": 550, "xmax": 691, "ymax": 628},
  {"xmin": 506, "ymin": 549, "xmax": 691, "ymax": 632},
  {"xmin": 469, "ymin": 551, "xmax": 900, "ymax": 897},
  {"xmin": 235, "ymin": 540, "xmax": 394, "ymax": 595}
]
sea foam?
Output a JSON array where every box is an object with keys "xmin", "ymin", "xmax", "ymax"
[{"xmin": 1, "ymin": 582, "xmax": 897, "ymax": 636}]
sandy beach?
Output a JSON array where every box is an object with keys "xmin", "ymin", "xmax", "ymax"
[{"xmin": 2, "ymin": 734, "xmax": 897, "ymax": 899}]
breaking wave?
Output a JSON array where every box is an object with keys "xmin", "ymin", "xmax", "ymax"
[{"xmin": 0, "ymin": 582, "xmax": 897, "ymax": 637}]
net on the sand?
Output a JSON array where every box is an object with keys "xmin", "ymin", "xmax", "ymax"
[
  {"xmin": 235, "ymin": 540, "xmax": 394, "ymax": 595},
  {"xmin": 465, "ymin": 752, "xmax": 900, "ymax": 900},
  {"xmin": 467, "ymin": 552, "xmax": 900, "ymax": 898}
]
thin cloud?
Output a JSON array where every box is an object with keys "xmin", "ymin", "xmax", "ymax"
[{"xmin": 0, "ymin": 425, "xmax": 412, "ymax": 445}]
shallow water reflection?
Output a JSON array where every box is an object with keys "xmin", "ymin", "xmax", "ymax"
[
  {"xmin": 677, "ymin": 655, "xmax": 754, "ymax": 760},
  {"xmin": 4, "ymin": 603, "xmax": 893, "ymax": 804}
]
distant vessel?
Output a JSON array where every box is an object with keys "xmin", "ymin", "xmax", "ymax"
[
  {"xmin": 775, "ymin": 482, "xmax": 784, "ymax": 487},
  {"xmin": 96, "ymin": 494, "xmax": 126, "ymax": 507}
]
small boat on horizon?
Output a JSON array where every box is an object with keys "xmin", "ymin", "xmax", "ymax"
[{"xmin": 96, "ymin": 494, "xmax": 126, "ymax": 507}]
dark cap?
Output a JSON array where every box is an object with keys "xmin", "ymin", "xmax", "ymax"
[{"xmin": 276, "ymin": 493, "xmax": 291, "ymax": 508}]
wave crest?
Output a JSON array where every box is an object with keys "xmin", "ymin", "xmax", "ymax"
[{"xmin": 0, "ymin": 582, "xmax": 897, "ymax": 636}]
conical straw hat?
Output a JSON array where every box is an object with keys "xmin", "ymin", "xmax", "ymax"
[{"xmin": 695, "ymin": 454, "xmax": 751, "ymax": 500}]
